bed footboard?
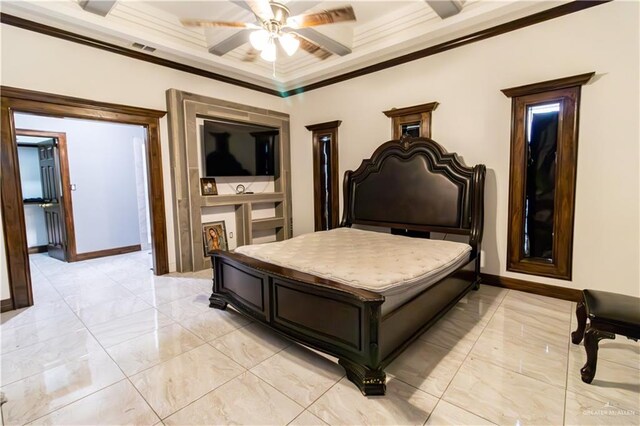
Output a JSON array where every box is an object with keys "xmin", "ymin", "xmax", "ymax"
[{"xmin": 210, "ymin": 251, "xmax": 386, "ymax": 395}]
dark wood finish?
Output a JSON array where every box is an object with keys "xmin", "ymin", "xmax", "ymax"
[
  {"xmin": 27, "ymin": 245, "xmax": 48, "ymax": 254},
  {"xmin": 16, "ymin": 129, "xmax": 76, "ymax": 262},
  {"xmin": 281, "ymin": 1, "xmax": 610, "ymax": 97},
  {"xmin": 0, "ymin": 97, "xmax": 33, "ymax": 309},
  {"xmin": 1, "ymin": 87, "xmax": 169, "ymax": 311},
  {"xmin": 581, "ymin": 326, "xmax": 615, "ymax": 383},
  {"xmin": 2, "ymin": 2, "xmax": 609, "ymax": 98},
  {"xmin": 383, "ymin": 102, "xmax": 439, "ymax": 139},
  {"xmin": 1, "ymin": 298, "xmax": 13, "ymax": 313},
  {"xmin": 306, "ymin": 121, "xmax": 341, "ymax": 231},
  {"xmin": 504, "ymin": 74, "xmax": 593, "ymax": 280},
  {"xmin": 73, "ymin": 244, "xmax": 142, "ymax": 262},
  {"xmin": 210, "ymin": 137, "xmax": 486, "ymax": 395},
  {"xmin": 480, "ymin": 273, "xmax": 581, "ymax": 302},
  {"xmin": 0, "ymin": 14, "xmax": 280, "ymax": 98},
  {"xmin": 571, "ymin": 290, "xmax": 640, "ymax": 383},
  {"xmin": 571, "ymin": 301, "xmax": 587, "ymax": 344},
  {"xmin": 501, "ymin": 73, "xmax": 595, "ymax": 98},
  {"xmin": 2, "ymin": 87, "xmax": 165, "ymax": 120}
]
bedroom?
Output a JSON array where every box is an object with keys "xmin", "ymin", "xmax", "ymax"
[{"xmin": 0, "ymin": 0, "xmax": 638, "ymax": 425}]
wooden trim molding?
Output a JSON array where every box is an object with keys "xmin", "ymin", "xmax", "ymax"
[
  {"xmin": 306, "ymin": 121, "xmax": 341, "ymax": 231},
  {"xmin": 383, "ymin": 102, "xmax": 439, "ymax": 118},
  {"xmin": 501, "ymin": 72, "xmax": 595, "ymax": 98},
  {"xmin": 282, "ymin": 1, "xmax": 610, "ymax": 97},
  {"xmin": 1, "ymin": 298, "xmax": 13, "ymax": 313},
  {"xmin": 0, "ymin": 14, "xmax": 280, "ymax": 98},
  {"xmin": 503, "ymin": 73, "xmax": 592, "ymax": 280},
  {"xmin": 27, "ymin": 245, "xmax": 48, "ymax": 254},
  {"xmin": 2, "ymin": 86, "xmax": 166, "ymax": 119},
  {"xmin": 1, "ymin": 86, "xmax": 169, "ymax": 310},
  {"xmin": 383, "ymin": 102, "xmax": 439, "ymax": 139},
  {"xmin": 305, "ymin": 120, "xmax": 342, "ymax": 132},
  {"xmin": 73, "ymin": 244, "xmax": 142, "ymax": 262},
  {"xmin": 1, "ymin": 2, "xmax": 610, "ymax": 98},
  {"xmin": 16, "ymin": 129, "xmax": 77, "ymax": 261},
  {"xmin": 480, "ymin": 273, "xmax": 581, "ymax": 302}
]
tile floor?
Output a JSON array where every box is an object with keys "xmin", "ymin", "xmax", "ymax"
[{"xmin": 1, "ymin": 252, "xmax": 638, "ymax": 425}]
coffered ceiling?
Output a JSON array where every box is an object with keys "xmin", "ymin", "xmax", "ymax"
[{"xmin": 1, "ymin": 0, "xmax": 570, "ymax": 92}]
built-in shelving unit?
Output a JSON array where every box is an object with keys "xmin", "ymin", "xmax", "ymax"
[{"xmin": 167, "ymin": 89, "xmax": 292, "ymax": 272}]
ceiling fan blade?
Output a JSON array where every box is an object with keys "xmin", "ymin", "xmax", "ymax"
[
  {"xmin": 181, "ymin": 19, "xmax": 257, "ymax": 29},
  {"xmin": 239, "ymin": 0, "xmax": 274, "ymax": 21},
  {"xmin": 286, "ymin": 1, "xmax": 323, "ymax": 17},
  {"xmin": 292, "ymin": 33, "xmax": 332, "ymax": 60},
  {"xmin": 287, "ymin": 6, "xmax": 355, "ymax": 29},
  {"xmin": 287, "ymin": 27, "xmax": 351, "ymax": 56},
  {"xmin": 208, "ymin": 30, "xmax": 251, "ymax": 56}
]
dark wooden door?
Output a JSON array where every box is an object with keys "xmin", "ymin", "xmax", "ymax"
[{"xmin": 38, "ymin": 140, "xmax": 67, "ymax": 261}]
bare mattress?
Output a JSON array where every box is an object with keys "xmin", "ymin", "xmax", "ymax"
[{"xmin": 234, "ymin": 228, "xmax": 471, "ymax": 314}]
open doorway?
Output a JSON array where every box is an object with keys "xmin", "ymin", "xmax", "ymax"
[
  {"xmin": 1, "ymin": 87, "xmax": 169, "ymax": 311},
  {"xmin": 16, "ymin": 130, "xmax": 74, "ymax": 261}
]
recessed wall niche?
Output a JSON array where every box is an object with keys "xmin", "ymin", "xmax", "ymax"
[{"xmin": 166, "ymin": 89, "xmax": 292, "ymax": 272}]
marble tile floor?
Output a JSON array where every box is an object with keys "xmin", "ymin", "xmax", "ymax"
[{"xmin": 1, "ymin": 252, "xmax": 638, "ymax": 425}]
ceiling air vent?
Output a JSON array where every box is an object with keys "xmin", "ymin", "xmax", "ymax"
[{"xmin": 131, "ymin": 43, "xmax": 156, "ymax": 53}]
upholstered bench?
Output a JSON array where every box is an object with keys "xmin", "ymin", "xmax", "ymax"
[{"xmin": 571, "ymin": 290, "xmax": 640, "ymax": 383}]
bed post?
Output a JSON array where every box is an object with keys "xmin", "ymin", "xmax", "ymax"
[
  {"xmin": 338, "ymin": 302, "xmax": 385, "ymax": 396},
  {"xmin": 470, "ymin": 164, "xmax": 486, "ymax": 289},
  {"xmin": 209, "ymin": 256, "xmax": 228, "ymax": 309}
]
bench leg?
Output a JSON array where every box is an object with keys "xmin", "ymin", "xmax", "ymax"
[
  {"xmin": 581, "ymin": 325, "xmax": 615, "ymax": 384},
  {"xmin": 571, "ymin": 301, "xmax": 587, "ymax": 344}
]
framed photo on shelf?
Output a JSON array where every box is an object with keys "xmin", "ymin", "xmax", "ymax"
[
  {"xmin": 200, "ymin": 177, "xmax": 218, "ymax": 196},
  {"xmin": 203, "ymin": 221, "xmax": 228, "ymax": 255}
]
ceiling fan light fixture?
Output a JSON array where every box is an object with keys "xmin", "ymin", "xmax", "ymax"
[
  {"xmin": 279, "ymin": 33, "xmax": 300, "ymax": 56},
  {"xmin": 249, "ymin": 29, "xmax": 270, "ymax": 51},
  {"xmin": 260, "ymin": 39, "xmax": 277, "ymax": 62}
]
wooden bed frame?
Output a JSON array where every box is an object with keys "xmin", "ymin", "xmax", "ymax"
[{"xmin": 209, "ymin": 137, "xmax": 486, "ymax": 395}]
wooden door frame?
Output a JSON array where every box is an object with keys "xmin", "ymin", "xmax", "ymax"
[
  {"xmin": 15, "ymin": 129, "xmax": 77, "ymax": 261},
  {"xmin": 1, "ymin": 86, "xmax": 169, "ymax": 310}
]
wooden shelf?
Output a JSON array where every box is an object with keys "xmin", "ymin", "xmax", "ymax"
[
  {"xmin": 201, "ymin": 192, "xmax": 284, "ymax": 207},
  {"xmin": 252, "ymin": 217, "xmax": 285, "ymax": 231}
]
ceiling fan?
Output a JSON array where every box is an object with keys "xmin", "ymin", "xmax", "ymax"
[{"xmin": 181, "ymin": 0, "xmax": 356, "ymax": 62}]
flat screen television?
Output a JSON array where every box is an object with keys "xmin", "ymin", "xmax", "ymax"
[{"xmin": 202, "ymin": 119, "xmax": 279, "ymax": 177}]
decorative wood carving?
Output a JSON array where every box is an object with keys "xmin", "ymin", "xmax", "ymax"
[{"xmin": 208, "ymin": 137, "xmax": 486, "ymax": 395}]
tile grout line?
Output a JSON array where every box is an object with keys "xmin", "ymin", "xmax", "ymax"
[
  {"xmin": 562, "ymin": 303, "xmax": 576, "ymax": 426},
  {"xmin": 19, "ymin": 254, "xmax": 166, "ymax": 424},
  {"xmin": 422, "ymin": 286, "xmax": 508, "ymax": 425}
]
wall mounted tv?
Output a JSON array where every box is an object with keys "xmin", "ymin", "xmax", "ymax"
[{"xmin": 202, "ymin": 119, "xmax": 279, "ymax": 177}]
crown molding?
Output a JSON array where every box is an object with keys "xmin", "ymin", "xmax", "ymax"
[
  {"xmin": 501, "ymin": 72, "xmax": 595, "ymax": 98},
  {"xmin": 1, "ymin": 1, "xmax": 611, "ymax": 98}
]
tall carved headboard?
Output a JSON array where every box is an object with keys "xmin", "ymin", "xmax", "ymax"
[{"xmin": 341, "ymin": 137, "xmax": 485, "ymax": 249}]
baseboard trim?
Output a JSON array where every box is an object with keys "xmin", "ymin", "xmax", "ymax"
[
  {"xmin": 27, "ymin": 245, "xmax": 48, "ymax": 254},
  {"xmin": 73, "ymin": 244, "xmax": 141, "ymax": 262},
  {"xmin": 480, "ymin": 273, "xmax": 581, "ymax": 302},
  {"xmin": 1, "ymin": 298, "xmax": 14, "ymax": 312}
]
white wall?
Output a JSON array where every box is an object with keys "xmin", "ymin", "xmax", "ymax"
[
  {"xmin": 14, "ymin": 114, "xmax": 143, "ymax": 254},
  {"xmin": 0, "ymin": 22, "xmax": 287, "ymax": 294},
  {"xmin": 285, "ymin": 1, "xmax": 640, "ymax": 297}
]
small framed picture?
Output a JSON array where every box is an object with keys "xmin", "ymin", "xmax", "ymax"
[
  {"xmin": 200, "ymin": 177, "xmax": 218, "ymax": 196},
  {"xmin": 203, "ymin": 221, "xmax": 228, "ymax": 256}
]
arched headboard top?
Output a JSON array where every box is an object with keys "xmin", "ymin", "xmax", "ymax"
[{"xmin": 341, "ymin": 137, "xmax": 485, "ymax": 247}]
